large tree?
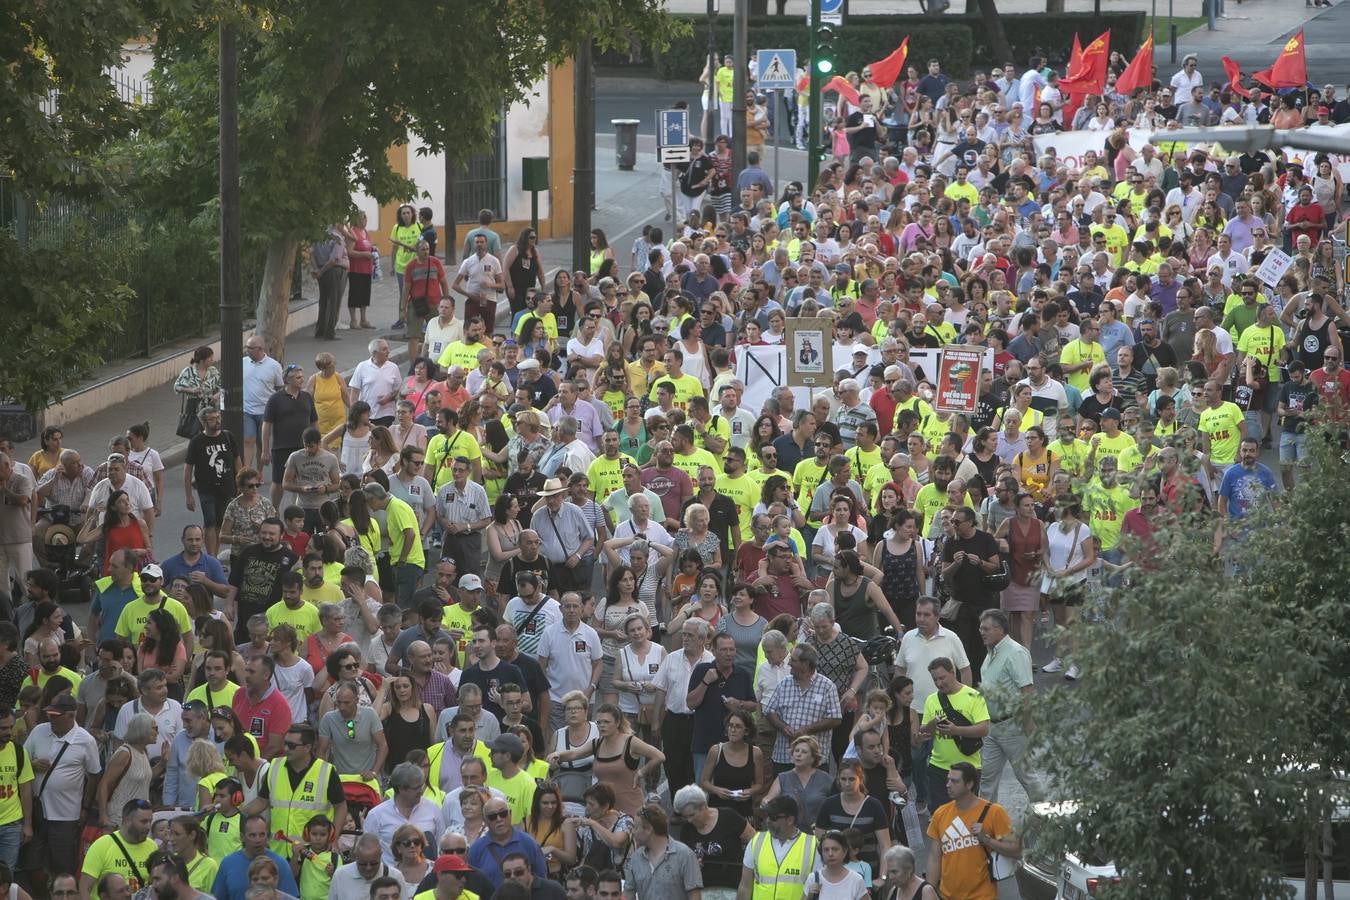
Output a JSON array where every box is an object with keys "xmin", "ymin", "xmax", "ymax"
[
  {"xmin": 1027, "ymin": 507, "xmax": 1331, "ymax": 898},
  {"xmin": 124, "ymin": 0, "xmax": 680, "ymax": 359}
]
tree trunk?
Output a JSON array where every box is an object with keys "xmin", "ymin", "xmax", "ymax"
[
  {"xmin": 255, "ymin": 235, "xmax": 298, "ymax": 360},
  {"xmin": 774, "ymin": 0, "xmax": 788, "ymax": 14},
  {"xmin": 978, "ymin": 0, "xmax": 1013, "ymax": 67},
  {"xmin": 1046, "ymin": 0, "xmax": 1064, "ymax": 10},
  {"xmin": 750, "ymin": 0, "xmax": 767, "ymax": 13}
]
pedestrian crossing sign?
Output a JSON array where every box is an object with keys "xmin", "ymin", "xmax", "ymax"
[{"xmin": 757, "ymin": 49, "xmax": 797, "ymax": 89}]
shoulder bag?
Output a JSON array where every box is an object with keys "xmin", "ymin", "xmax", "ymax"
[
  {"xmin": 975, "ymin": 801, "xmax": 1022, "ymax": 881},
  {"xmin": 936, "ymin": 689, "xmax": 985, "ymax": 757},
  {"xmin": 176, "ymin": 395, "xmax": 202, "ymax": 440}
]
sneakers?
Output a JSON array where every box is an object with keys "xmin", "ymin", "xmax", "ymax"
[
  {"xmin": 1065, "ymin": 664, "xmax": 1082, "ymax": 681},
  {"xmin": 1041, "ymin": 657, "xmax": 1064, "ymax": 673},
  {"xmin": 391, "ymin": 318, "xmax": 405, "ymax": 329}
]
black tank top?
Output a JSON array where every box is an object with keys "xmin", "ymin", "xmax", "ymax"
[
  {"xmin": 833, "ymin": 574, "xmax": 877, "ymax": 639},
  {"xmin": 1296, "ymin": 316, "xmax": 1333, "ymax": 369}
]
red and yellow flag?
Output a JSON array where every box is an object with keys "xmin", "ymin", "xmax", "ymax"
[
  {"xmin": 1059, "ymin": 30, "xmax": 1111, "ymax": 94},
  {"xmin": 1253, "ymin": 29, "xmax": 1307, "ymax": 89},
  {"xmin": 867, "ymin": 36, "xmax": 909, "ymax": 90},
  {"xmin": 1221, "ymin": 56, "xmax": 1252, "ymax": 99},
  {"xmin": 1114, "ymin": 34, "xmax": 1154, "ymax": 95}
]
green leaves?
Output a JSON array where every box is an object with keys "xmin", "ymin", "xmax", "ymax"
[
  {"xmin": 0, "ymin": 229, "xmax": 132, "ymax": 409},
  {"xmin": 1026, "ymin": 507, "xmax": 1331, "ymax": 899}
]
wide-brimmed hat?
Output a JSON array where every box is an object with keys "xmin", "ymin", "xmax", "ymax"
[{"xmin": 538, "ymin": 477, "xmax": 567, "ymax": 497}]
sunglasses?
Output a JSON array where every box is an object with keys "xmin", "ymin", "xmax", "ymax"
[{"xmin": 485, "ymin": 809, "xmax": 511, "ymax": 821}]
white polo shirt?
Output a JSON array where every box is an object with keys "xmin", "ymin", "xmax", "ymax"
[
  {"xmin": 897, "ymin": 625, "xmax": 970, "ymax": 713},
  {"xmin": 537, "ymin": 620, "xmax": 603, "ymax": 702},
  {"xmin": 650, "ymin": 648, "xmax": 713, "ymax": 714}
]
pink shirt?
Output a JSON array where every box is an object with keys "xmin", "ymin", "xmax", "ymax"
[{"xmin": 233, "ymin": 685, "xmax": 293, "ymax": 758}]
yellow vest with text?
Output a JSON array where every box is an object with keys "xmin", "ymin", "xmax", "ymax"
[
  {"xmin": 267, "ymin": 757, "xmax": 336, "ymax": 855},
  {"xmin": 751, "ymin": 829, "xmax": 817, "ymax": 900},
  {"xmin": 427, "ymin": 738, "xmax": 492, "ymax": 795}
]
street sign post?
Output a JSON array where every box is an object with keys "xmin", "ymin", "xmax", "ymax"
[
  {"xmin": 657, "ymin": 108, "xmax": 690, "ymax": 219},
  {"xmin": 756, "ymin": 49, "xmax": 797, "ymax": 90}
]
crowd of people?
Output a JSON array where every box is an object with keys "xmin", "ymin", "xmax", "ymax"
[{"xmin": 2, "ymin": 37, "xmax": 1350, "ymax": 900}]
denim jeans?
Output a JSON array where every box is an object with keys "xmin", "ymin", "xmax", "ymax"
[
  {"xmin": 0, "ymin": 820, "xmax": 19, "ymax": 868},
  {"xmin": 394, "ymin": 562, "xmax": 424, "ymax": 607},
  {"xmin": 911, "ymin": 736, "xmax": 933, "ymax": 804}
]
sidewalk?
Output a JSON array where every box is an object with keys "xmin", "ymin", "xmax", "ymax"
[
  {"xmin": 1179, "ymin": 0, "xmax": 1330, "ymax": 73},
  {"xmin": 10, "ymin": 274, "xmax": 409, "ymax": 471}
]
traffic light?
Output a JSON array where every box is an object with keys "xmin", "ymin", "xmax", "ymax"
[
  {"xmin": 814, "ymin": 23, "xmax": 837, "ymax": 76},
  {"xmin": 816, "ymin": 143, "xmax": 830, "ymax": 162}
]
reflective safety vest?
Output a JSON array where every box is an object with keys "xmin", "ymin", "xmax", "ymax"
[
  {"xmin": 750, "ymin": 830, "xmax": 817, "ymax": 900},
  {"xmin": 415, "ymin": 890, "xmax": 479, "ymax": 900},
  {"xmin": 427, "ymin": 738, "xmax": 491, "ymax": 794},
  {"xmin": 204, "ymin": 809, "xmax": 243, "ymax": 861},
  {"xmin": 268, "ymin": 757, "xmax": 336, "ymax": 856}
]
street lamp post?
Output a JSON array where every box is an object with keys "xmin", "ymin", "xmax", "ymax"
[
  {"xmin": 706, "ymin": 0, "xmax": 718, "ymax": 147},
  {"xmin": 806, "ymin": 0, "xmax": 823, "ymax": 190},
  {"xmin": 219, "ymin": 21, "xmax": 242, "ymax": 439}
]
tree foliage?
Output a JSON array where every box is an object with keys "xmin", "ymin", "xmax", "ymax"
[
  {"xmin": 115, "ymin": 0, "xmax": 684, "ymax": 357},
  {"xmin": 1027, "ymin": 506, "xmax": 1332, "ymax": 899},
  {"xmin": 0, "ymin": 0, "xmax": 196, "ymax": 189},
  {"xmin": 0, "ymin": 229, "xmax": 133, "ymax": 409}
]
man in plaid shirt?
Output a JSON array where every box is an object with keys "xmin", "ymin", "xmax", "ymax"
[{"xmin": 762, "ymin": 643, "xmax": 842, "ymax": 770}]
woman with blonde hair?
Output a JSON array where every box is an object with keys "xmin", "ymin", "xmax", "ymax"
[
  {"xmin": 391, "ymin": 822, "xmax": 432, "ymax": 886},
  {"xmin": 308, "ymin": 352, "xmax": 350, "ymax": 443},
  {"xmin": 97, "ymin": 711, "xmax": 156, "ymax": 827},
  {"xmin": 362, "ymin": 426, "xmax": 399, "ymax": 474},
  {"xmin": 188, "ymin": 738, "xmax": 227, "ymax": 810},
  {"xmin": 1192, "ymin": 329, "xmax": 1225, "ymax": 380}
]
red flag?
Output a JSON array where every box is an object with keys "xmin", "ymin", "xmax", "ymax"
[
  {"xmin": 1114, "ymin": 34, "xmax": 1154, "ymax": 95},
  {"xmin": 1060, "ymin": 30, "xmax": 1111, "ymax": 94},
  {"xmin": 1060, "ymin": 34, "xmax": 1085, "ymax": 127},
  {"xmin": 867, "ymin": 36, "xmax": 909, "ymax": 90},
  {"xmin": 1221, "ymin": 56, "xmax": 1252, "ymax": 99},
  {"xmin": 823, "ymin": 74, "xmax": 861, "ymax": 108},
  {"xmin": 1253, "ymin": 29, "xmax": 1307, "ymax": 89}
]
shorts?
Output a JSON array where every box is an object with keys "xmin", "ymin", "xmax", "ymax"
[
  {"xmin": 405, "ymin": 302, "xmax": 428, "ymax": 341},
  {"xmin": 243, "ymin": 412, "xmax": 264, "ymax": 440},
  {"xmin": 1279, "ymin": 431, "xmax": 1307, "ymax": 464},
  {"xmin": 271, "ymin": 447, "xmax": 298, "ymax": 485},
  {"xmin": 198, "ymin": 489, "xmax": 232, "ymax": 528}
]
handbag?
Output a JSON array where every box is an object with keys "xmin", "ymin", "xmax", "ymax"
[
  {"xmin": 984, "ymin": 550, "xmax": 1012, "ymax": 591},
  {"xmin": 938, "ymin": 596, "xmax": 964, "ymax": 620},
  {"xmin": 175, "ymin": 395, "xmax": 201, "ymax": 440}
]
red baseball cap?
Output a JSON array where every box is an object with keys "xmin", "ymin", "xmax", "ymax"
[{"xmin": 434, "ymin": 855, "xmax": 474, "ymax": 875}]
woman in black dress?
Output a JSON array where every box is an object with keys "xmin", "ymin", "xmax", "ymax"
[
  {"xmin": 503, "ymin": 228, "xmax": 545, "ymax": 320},
  {"xmin": 697, "ymin": 710, "xmax": 766, "ymax": 819}
]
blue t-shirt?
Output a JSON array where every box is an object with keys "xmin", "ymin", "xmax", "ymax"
[
  {"xmin": 211, "ymin": 849, "xmax": 299, "ymax": 900},
  {"xmin": 91, "ymin": 583, "xmax": 139, "ymax": 643},
  {"xmin": 1217, "ymin": 462, "xmax": 1277, "ymax": 520},
  {"xmin": 160, "ymin": 551, "xmax": 227, "ymax": 587}
]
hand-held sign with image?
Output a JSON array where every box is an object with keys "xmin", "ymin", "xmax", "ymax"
[{"xmin": 934, "ymin": 346, "xmax": 985, "ymax": 414}]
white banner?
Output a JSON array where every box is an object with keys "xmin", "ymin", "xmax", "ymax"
[
  {"xmin": 1031, "ymin": 127, "xmax": 1154, "ymax": 171},
  {"xmin": 732, "ymin": 345, "xmax": 991, "ymax": 419}
]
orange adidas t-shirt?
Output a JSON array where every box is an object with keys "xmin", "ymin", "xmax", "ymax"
[{"xmin": 926, "ymin": 799, "xmax": 1013, "ymax": 900}]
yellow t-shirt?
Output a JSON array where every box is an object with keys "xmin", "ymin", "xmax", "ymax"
[
  {"xmin": 715, "ymin": 472, "xmax": 760, "ymax": 541},
  {"xmin": 301, "ymin": 581, "xmax": 344, "ymax": 606},
  {"xmin": 1116, "ymin": 442, "xmax": 1156, "ymax": 474},
  {"xmin": 438, "ymin": 340, "xmax": 492, "ymax": 373},
  {"xmin": 1059, "ymin": 339, "xmax": 1106, "ymax": 393},
  {"xmin": 486, "ymin": 767, "xmax": 537, "ymax": 825},
  {"xmin": 1237, "ymin": 322, "xmax": 1285, "ymax": 381},
  {"xmin": 82, "ymin": 832, "xmax": 159, "ymax": 898},
  {"xmin": 266, "ymin": 601, "xmax": 323, "ymax": 645},
  {"xmin": 791, "ymin": 458, "xmax": 829, "ymax": 513},
  {"xmin": 696, "ymin": 415, "xmax": 732, "ymax": 463},
  {"xmin": 186, "ymin": 679, "xmax": 240, "ymax": 710},
  {"xmin": 587, "ymin": 453, "xmax": 636, "ymax": 504},
  {"xmin": 114, "ymin": 595, "xmax": 193, "ymax": 646},
  {"xmin": 1090, "ymin": 222, "xmax": 1129, "ymax": 266},
  {"xmin": 1084, "ymin": 481, "xmax": 1138, "ymax": 552},
  {"xmin": 715, "ymin": 65, "xmax": 735, "ymax": 103},
  {"xmin": 649, "ymin": 373, "xmax": 706, "ymax": 412},
  {"xmin": 863, "ymin": 461, "xmax": 894, "ymax": 512},
  {"xmin": 921, "ymin": 685, "xmax": 989, "ymax": 770},
  {"xmin": 1198, "ymin": 401, "xmax": 1245, "ymax": 465},
  {"xmin": 1089, "ymin": 430, "xmax": 1135, "ymax": 468},
  {"xmin": 626, "ymin": 360, "xmax": 667, "ymax": 398},
  {"xmin": 1047, "ymin": 437, "xmax": 1088, "ymax": 477},
  {"xmin": 426, "ymin": 429, "xmax": 484, "ymax": 490},
  {"xmin": 205, "ymin": 809, "xmax": 243, "ymax": 861},
  {"xmin": 385, "ymin": 496, "xmax": 426, "ymax": 569},
  {"xmin": 31, "ymin": 665, "xmax": 83, "ymax": 696},
  {"xmin": 390, "ymin": 223, "xmax": 421, "ymax": 275},
  {"xmin": 847, "ymin": 445, "xmax": 882, "ymax": 483},
  {"xmin": 443, "ymin": 602, "xmax": 477, "ymax": 659},
  {"xmin": 944, "ymin": 180, "xmax": 979, "ymax": 206},
  {"xmin": 748, "ymin": 466, "xmax": 787, "ymax": 487},
  {"xmin": 0, "ymin": 741, "xmax": 34, "ymax": 826},
  {"xmin": 670, "ymin": 447, "xmax": 719, "ymax": 484},
  {"xmin": 186, "ymin": 854, "xmax": 219, "ymax": 897}
]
